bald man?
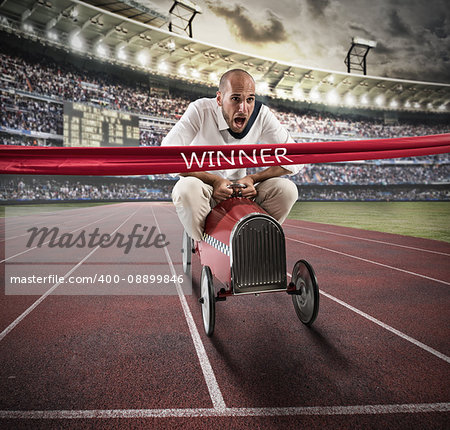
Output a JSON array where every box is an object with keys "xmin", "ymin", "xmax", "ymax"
[{"xmin": 161, "ymin": 69, "xmax": 301, "ymax": 241}]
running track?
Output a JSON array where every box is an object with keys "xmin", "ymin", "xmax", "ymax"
[{"xmin": 0, "ymin": 202, "xmax": 449, "ymax": 429}]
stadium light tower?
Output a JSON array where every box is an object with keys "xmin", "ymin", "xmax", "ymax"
[
  {"xmin": 169, "ymin": 0, "xmax": 202, "ymax": 38},
  {"xmin": 344, "ymin": 37, "xmax": 377, "ymax": 75}
]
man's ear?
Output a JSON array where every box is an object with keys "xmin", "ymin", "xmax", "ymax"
[{"xmin": 216, "ymin": 91, "xmax": 222, "ymax": 107}]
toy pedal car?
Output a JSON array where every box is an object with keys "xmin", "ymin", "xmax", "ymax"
[{"xmin": 181, "ymin": 185, "xmax": 319, "ymax": 337}]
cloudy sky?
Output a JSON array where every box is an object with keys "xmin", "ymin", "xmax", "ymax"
[{"xmin": 144, "ymin": 0, "xmax": 450, "ymax": 84}]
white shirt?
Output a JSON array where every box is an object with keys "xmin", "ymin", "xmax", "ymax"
[{"xmin": 161, "ymin": 97, "xmax": 302, "ymax": 180}]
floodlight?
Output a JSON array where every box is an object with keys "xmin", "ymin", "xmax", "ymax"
[
  {"xmin": 389, "ymin": 99, "xmax": 398, "ymax": 109},
  {"xmin": 256, "ymin": 81, "xmax": 269, "ymax": 95},
  {"xmin": 70, "ymin": 34, "xmax": 83, "ymax": 50},
  {"xmin": 117, "ymin": 48, "xmax": 127, "ymax": 61},
  {"xmin": 360, "ymin": 94, "xmax": 369, "ymax": 105},
  {"xmin": 345, "ymin": 37, "xmax": 377, "ymax": 75},
  {"xmin": 309, "ymin": 88, "xmax": 321, "ymax": 101},
  {"xmin": 326, "ymin": 89, "xmax": 339, "ymax": 105},
  {"xmin": 137, "ymin": 51, "xmax": 149, "ymax": 66},
  {"xmin": 276, "ymin": 89, "xmax": 286, "ymax": 99},
  {"xmin": 47, "ymin": 30, "xmax": 58, "ymax": 40},
  {"xmin": 96, "ymin": 44, "xmax": 107, "ymax": 57},
  {"xmin": 375, "ymin": 95, "xmax": 384, "ymax": 106},
  {"xmin": 23, "ymin": 23, "xmax": 34, "ymax": 32},
  {"xmin": 292, "ymin": 83, "xmax": 304, "ymax": 100},
  {"xmin": 178, "ymin": 65, "xmax": 187, "ymax": 76},
  {"xmin": 158, "ymin": 62, "xmax": 169, "ymax": 73},
  {"xmin": 344, "ymin": 93, "xmax": 355, "ymax": 106},
  {"xmin": 191, "ymin": 68, "xmax": 200, "ymax": 78},
  {"xmin": 209, "ymin": 72, "xmax": 218, "ymax": 82},
  {"xmin": 167, "ymin": 40, "xmax": 176, "ymax": 51},
  {"xmin": 352, "ymin": 37, "xmax": 377, "ymax": 48}
]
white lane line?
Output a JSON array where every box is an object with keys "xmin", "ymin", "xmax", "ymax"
[
  {"xmin": 287, "ymin": 237, "xmax": 450, "ymax": 286},
  {"xmin": 1, "ymin": 204, "xmax": 121, "ymax": 237},
  {"xmin": 286, "ymin": 238, "xmax": 450, "ymax": 362},
  {"xmin": 284, "ymin": 223, "xmax": 450, "ymax": 256},
  {"xmin": 0, "ymin": 402, "xmax": 448, "ymax": 419},
  {"xmin": 289, "ymin": 269, "xmax": 450, "ymax": 363},
  {"xmin": 1, "ymin": 209, "xmax": 118, "ymax": 243},
  {"xmin": 1, "ymin": 212, "xmax": 119, "ymax": 264},
  {"xmin": 1, "ymin": 214, "xmax": 114, "ymax": 243},
  {"xmin": 0, "ymin": 210, "xmax": 138, "ymax": 342},
  {"xmin": 151, "ymin": 207, "xmax": 226, "ymax": 411},
  {"xmin": 320, "ymin": 289, "xmax": 450, "ymax": 364}
]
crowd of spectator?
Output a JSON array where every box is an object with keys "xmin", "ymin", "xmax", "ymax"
[
  {"xmin": 1, "ymin": 175, "xmax": 447, "ymax": 202},
  {"xmin": 140, "ymin": 126, "xmax": 168, "ymax": 146},
  {"xmin": 277, "ymin": 111, "xmax": 449, "ymax": 139},
  {"xmin": 298, "ymin": 163, "xmax": 449, "ymax": 185},
  {"xmin": 0, "ymin": 51, "xmax": 190, "ymax": 120},
  {"xmin": 1, "ymin": 90, "xmax": 63, "ymax": 135},
  {"xmin": 297, "ymin": 187, "xmax": 448, "ymax": 201},
  {"xmin": 1, "ymin": 50, "xmax": 449, "ymax": 144},
  {"xmin": 0, "ymin": 132, "xmax": 61, "ymax": 147},
  {"xmin": 1, "ymin": 176, "xmax": 173, "ymax": 201}
]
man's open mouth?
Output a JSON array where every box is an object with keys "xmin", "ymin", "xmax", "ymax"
[{"xmin": 234, "ymin": 117, "xmax": 246, "ymax": 128}]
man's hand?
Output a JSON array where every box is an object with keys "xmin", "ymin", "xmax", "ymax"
[
  {"xmin": 180, "ymin": 171, "xmax": 233, "ymax": 202},
  {"xmin": 211, "ymin": 176, "xmax": 233, "ymax": 202},
  {"xmin": 236, "ymin": 176, "xmax": 257, "ymax": 198}
]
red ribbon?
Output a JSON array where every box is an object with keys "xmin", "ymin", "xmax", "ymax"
[{"xmin": 0, "ymin": 134, "xmax": 449, "ymax": 176}]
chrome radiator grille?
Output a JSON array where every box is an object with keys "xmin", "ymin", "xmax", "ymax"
[{"xmin": 230, "ymin": 215, "xmax": 287, "ymax": 294}]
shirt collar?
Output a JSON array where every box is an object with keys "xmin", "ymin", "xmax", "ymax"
[{"xmin": 216, "ymin": 104, "xmax": 229, "ymax": 131}]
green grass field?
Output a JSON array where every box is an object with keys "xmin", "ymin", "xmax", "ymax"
[
  {"xmin": 289, "ymin": 202, "xmax": 450, "ymax": 242},
  {"xmin": 0, "ymin": 202, "xmax": 114, "ymax": 218},
  {"xmin": 2, "ymin": 201, "xmax": 449, "ymax": 243}
]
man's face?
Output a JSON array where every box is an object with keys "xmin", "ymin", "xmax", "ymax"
[{"xmin": 217, "ymin": 73, "xmax": 256, "ymax": 133}]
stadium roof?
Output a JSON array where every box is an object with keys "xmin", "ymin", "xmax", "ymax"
[{"xmin": 1, "ymin": 0, "xmax": 449, "ymax": 113}]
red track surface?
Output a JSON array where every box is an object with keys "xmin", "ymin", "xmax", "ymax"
[{"xmin": 1, "ymin": 202, "xmax": 449, "ymax": 429}]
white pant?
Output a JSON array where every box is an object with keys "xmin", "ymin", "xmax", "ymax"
[{"xmin": 172, "ymin": 176, "xmax": 298, "ymax": 241}]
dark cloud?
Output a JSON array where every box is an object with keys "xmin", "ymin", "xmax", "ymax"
[
  {"xmin": 205, "ymin": 2, "xmax": 287, "ymax": 44},
  {"xmin": 423, "ymin": 15, "xmax": 448, "ymax": 39},
  {"xmin": 166, "ymin": 0, "xmax": 450, "ymax": 83},
  {"xmin": 370, "ymin": 41, "xmax": 393, "ymax": 55},
  {"xmin": 387, "ymin": 9, "xmax": 412, "ymax": 37},
  {"xmin": 305, "ymin": 0, "xmax": 330, "ymax": 18},
  {"xmin": 348, "ymin": 23, "xmax": 377, "ymax": 41},
  {"xmin": 381, "ymin": 62, "xmax": 450, "ymax": 83}
]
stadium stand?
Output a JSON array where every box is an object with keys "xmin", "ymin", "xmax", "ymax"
[
  {"xmin": 0, "ymin": 34, "xmax": 449, "ymax": 202},
  {"xmin": 0, "ymin": 175, "xmax": 174, "ymax": 202},
  {"xmin": 2, "ymin": 48, "xmax": 448, "ymax": 143}
]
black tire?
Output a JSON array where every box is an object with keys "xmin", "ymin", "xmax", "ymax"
[
  {"xmin": 200, "ymin": 265, "xmax": 215, "ymax": 337},
  {"xmin": 182, "ymin": 230, "xmax": 192, "ymax": 276},
  {"xmin": 291, "ymin": 260, "xmax": 319, "ymax": 326}
]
